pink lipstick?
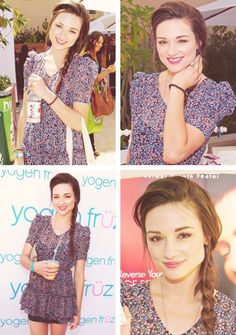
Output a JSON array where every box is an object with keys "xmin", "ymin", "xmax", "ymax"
[{"xmin": 163, "ymin": 261, "xmax": 185, "ymax": 269}]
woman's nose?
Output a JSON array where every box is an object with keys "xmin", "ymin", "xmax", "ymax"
[
  {"xmin": 163, "ymin": 239, "xmax": 177, "ymax": 259},
  {"xmin": 58, "ymin": 29, "xmax": 67, "ymax": 41},
  {"xmin": 166, "ymin": 43, "xmax": 178, "ymax": 56}
]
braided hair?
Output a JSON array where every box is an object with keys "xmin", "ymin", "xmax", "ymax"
[
  {"xmin": 45, "ymin": 1, "xmax": 90, "ymax": 93},
  {"xmin": 50, "ymin": 173, "xmax": 80, "ymax": 257},
  {"xmin": 133, "ymin": 176, "xmax": 222, "ymax": 334}
]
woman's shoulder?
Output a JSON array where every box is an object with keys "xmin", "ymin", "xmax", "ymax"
[
  {"xmin": 71, "ymin": 53, "xmax": 96, "ymax": 68},
  {"xmin": 67, "ymin": 53, "xmax": 97, "ymax": 78},
  {"xmin": 215, "ymin": 290, "xmax": 236, "ymax": 313},
  {"xmin": 121, "ymin": 280, "xmax": 149, "ymax": 297},
  {"xmin": 199, "ymin": 77, "xmax": 235, "ymax": 96},
  {"xmin": 131, "ymin": 72, "xmax": 158, "ymax": 85},
  {"xmin": 25, "ymin": 50, "xmax": 44, "ymax": 64},
  {"xmin": 34, "ymin": 214, "xmax": 51, "ymax": 223},
  {"xmin": 75, "ymin": 223, "xmax": 90, "ymax": 236}
]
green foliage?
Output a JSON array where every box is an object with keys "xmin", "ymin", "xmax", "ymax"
[
  {"xmin": 15, "ymin": 18, "xmax": 48, "ymax": 43},
  {"xmin": 121, "ymin": 0, "xmax": 154, "ymax": 74},
  {"xmin": 205, "ymin": 26, "xmax": 236, "ymax": 134},
  {"xmin": 0, "ymin": 75, "xmax": 11, "ymax": 90},
  {"xmin": 121, "ymin": 0, "xmax": 155, "ymax": 129},
  {"xmin": 0, "ymin": 1, "xmax": 26, "ymax": 47}
]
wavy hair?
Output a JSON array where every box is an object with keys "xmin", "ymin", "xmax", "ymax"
[
  {"xmin": 46, "ymin": 1, "xmax": 90, "ymax": 93},
  {"xmin": 50, "ymin": 173, "xmax": 80, "ymax": 257},
  {"xmin": 133, "ymin": 176, "xmax": 222, "ymax": 335}
]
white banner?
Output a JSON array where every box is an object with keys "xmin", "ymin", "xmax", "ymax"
[{"xmin": 0, "ymin": 167, "xmax": 116, "ymax": 335}]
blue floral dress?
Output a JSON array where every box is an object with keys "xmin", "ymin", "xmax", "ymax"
[
  {"xmin": 121, "ymin": 281, "xmax": 236, "ymax": 334},
  {"xmin": 128, "ymin": 72, "xmax": 236, "ymax": 165},
  {"xmin": 23, "ymin": 51, "xmax": 98, "ymax": 165},
  {"xmin": 20, "ymin": 214, "xmax": 90, "ymax": 323}
]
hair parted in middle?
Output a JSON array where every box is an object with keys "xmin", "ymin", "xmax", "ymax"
[
  {"xmin": 133, "ymin": 175, "xmax": 222, "ymax": 335},
  {"xmin": 151, "ymin": 1, "xmax": 207, "ymax": 61},
  {"xmin": 50, "ymin": 173, "xmax": 80, "ymax": 257}
]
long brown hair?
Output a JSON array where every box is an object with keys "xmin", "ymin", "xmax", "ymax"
[
  {"xmin": 46, "ymin": 1, "xmax": 90, "ymax": 93},
  {"xmin": 151, "ymin": 1, "xmax": 207, "ymax": 61},
  {"xmin": 84, "ymin": 31, "xmax": 106, "ymax": 66},
  {"xmin": 50, "ymin": 173, "xmax": 80, "ymax": 257},
  {"xmin": 133, "ymin": 176, "xmax": 222, "ymax": 335}
]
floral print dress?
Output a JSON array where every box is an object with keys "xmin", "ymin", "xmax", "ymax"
[
  {"xmin": 23, "ymin": 51, "xmax": 98, "ymax": 165},
  {"xmin": 128, "ymin": 72, "xmax": 236, "ymax": 165},
  {"xmin": 20, "ymin": 214, "xmax": 90, "ymax": 323},
  {"xmin": 121, "ymin": 281, "xmax": 236, "ymax": 335}
]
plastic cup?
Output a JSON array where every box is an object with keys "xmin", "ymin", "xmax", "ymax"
[{"xmin": 46, "ymin": 260, "xmax": 59, "ymax": 280}]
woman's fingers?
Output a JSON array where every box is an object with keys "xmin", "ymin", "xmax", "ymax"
[{"xmin": 123, "ymin": 306, "xmax": 132, "ymax": 322}]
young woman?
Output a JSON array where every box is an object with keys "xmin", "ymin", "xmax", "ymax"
[
  {"xmin": 16, "ymin": 1, "xmax": 98, "ymax": 165},
  {"xmin": 121, "ymin": 176, "xmax": 236, "ymax": 335},
  {"xmin": 127, "ymin": 1, "xmax": 236, "ymax": 165},
  {"xmin": 20, "ymin": 173, "xmax": 90, "ymax": 335},
  {"xmin": 83, "ymin": 31, "xmax": 115, "ymax": 157}
]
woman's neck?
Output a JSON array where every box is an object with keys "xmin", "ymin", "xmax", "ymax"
[
  {"xmin": 155, "ymin": 268, "xmax": 200, "ymax": 302},
  {"xmin": 48, "ymin": 46, "xmax": 68, "ymax": 67},
  {"xmin": 88, "ymin": 50, "xmax": 97, "ymax": 61},
  {"xmin": 53, "ymin": 213, "xmax": 72, "ymax": 228}
]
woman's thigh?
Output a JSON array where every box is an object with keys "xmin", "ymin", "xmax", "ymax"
[
  {"xmin": 50, "ymin": 323, "xmax": 67, "ymax": 335},
  {"xmin": 29, "ymin": 320, "xmax": 48, "ymax": 335}
]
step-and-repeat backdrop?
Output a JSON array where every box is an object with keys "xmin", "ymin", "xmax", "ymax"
[
  {"xmin": 121, "ymin": 172, "xmax": 236, "ymax": 300},
  {"xmin": 0, "ymin": 167, "xmax": 116, "ymax": 335}
]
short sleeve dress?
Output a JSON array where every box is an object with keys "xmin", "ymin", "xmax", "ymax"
[
  {"xmin": 128, "ymin": 72, "xmax": 236, "ymax": 165},
  {"xmin": 121, "ymin": 281, "xmax": 236, "ymax": 335},
  {"xmin": 20, "ymin": 214, "xmax": 90, "ymax": 323},
  {"xmin": 23, "ymin": 51, "xmax": 98, "ymax": 165}
]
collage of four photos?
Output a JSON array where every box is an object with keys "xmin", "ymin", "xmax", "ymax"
[{"xmin": 0, "ymin": 0, "xmax": 236, "ymax": 334}]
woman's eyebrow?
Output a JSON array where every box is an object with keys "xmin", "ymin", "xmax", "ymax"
[
  {"xmin": 56, "ymin": 21, "xmax": 79, "ymax": 31},
  {"xmin": 147, "ymin": 226, "xmax": 194, "ymax": 234},
  {"xmin": 156, "ymin": 35, "xmax": 190, "ymax": 39}
]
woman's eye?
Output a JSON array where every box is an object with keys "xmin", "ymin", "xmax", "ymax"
[
  {"xmin": 69, "ymin": 30, "xmax": 76, "ymax": 34},
  {"xmin": 178, "ymin": 39, "xmax": 188, "ymax": 43},
  {"xmin": 178, "ymin": 233, "xmax": 191, "ymax": 239},
  {"xmin": 157, "ymin": 40, "xmax": 167, "ymax": 45},
  {"xmin": 149, "ymin": 235, "xmax": 163, "ymax": 242},
  {"xmin": 55, "ymin": 24, "xmax": 62, "ymax": 28}
]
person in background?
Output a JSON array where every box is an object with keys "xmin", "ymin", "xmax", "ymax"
[
  {"xmin": 83, "ymin": 31, "xmax": 115, "ymax": 157},
  {"xmin": 18, "ymin": 44, "xmax": 29, "ymax": 99}
]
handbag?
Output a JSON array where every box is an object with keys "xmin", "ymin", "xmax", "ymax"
[
  {"xmin": 87, "ymin": 105, "xmax": 103, "ymax": 134},
  {"xmin": 91, "ymin": 84, "xmax": 115, "ymax": 117},
  {"xmin": 66, "ymin": 116, "xmax": 95, "ymax": 165}
]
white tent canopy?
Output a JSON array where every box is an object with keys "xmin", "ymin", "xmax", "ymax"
[
  {"xmin": 198, "ymin": 0, "xmax": 236, "ymax": 25},
  {"xmin": 89, "ymin": 13, "xmax": 115, "ymax": 34},
  {"xmin": 79, "ymin": 0, "xmax": 115, "ymax": 13}
]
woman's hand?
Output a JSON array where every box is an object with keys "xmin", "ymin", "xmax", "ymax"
[
  {"xmin": 34, "ymin": 260, "xmax": 59, "ymax": 280},
  {"xmin": 14, "ymin": 156, "xmax": 24, "ymax": 165},
  {"xmin": 171, "ymin": 55, "xmax": 203, "ymax": 90},
  {"xmin": 121, "ymin": 306, "xmax": 132, "ymax": 335},
  {"xmin": 107, "ymin": 64, "xmax": 116, "ymax": 73},
  {"xmin": 28, "ymin": 74, "xmax": 50, "ymax": 100},
  {"xmin": 69, "ymin": 313, "xmax": 80, "ymax": 329}
]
